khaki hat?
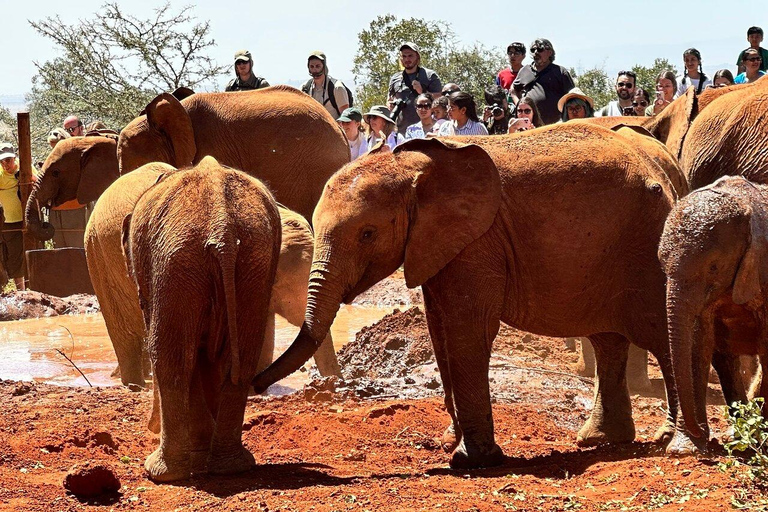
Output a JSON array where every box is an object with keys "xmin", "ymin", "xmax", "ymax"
[
  {"xmin": 307, "ymin": 50, "xmax": 326, "ymax": 63},
  {"xmin": 234, "ymin": 49, "xmax": 252, "ymax": 63},
  {"xmin": 557, "ymin": 87, "xmax": 595, "ymax": 112},
  {"xmin": 363, "ymin": 105, "xmax": 396, "ymax": 125},
  {"xmin": 0, "ymin": 142, "xmax": 15, "ymax": 161},
  {"xmin": 399, "ymin": 42, "xmax": 421, "ymax": 54}
]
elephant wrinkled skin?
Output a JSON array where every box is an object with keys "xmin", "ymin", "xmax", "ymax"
[{"xmin": 253, "ymin": 126, "xmax": 689, "ymax": 469}]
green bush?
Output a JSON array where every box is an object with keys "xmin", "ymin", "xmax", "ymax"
[{"xmin": 724, "ymin": 397, "xmax": 768, "ymax": 482}]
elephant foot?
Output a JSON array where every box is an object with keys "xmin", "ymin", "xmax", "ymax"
[
  {"xmin": 576, "ymin": 415, "xmax": 635, "ymax": 447},
  {"xmin": 208, "ymin": 446, "xmax": 255, "ymax": 475},
  {"xmin": 665, "ymin": 428, "xmax": 708, "ymax": 456},
  {"xmin": 144, "ymin": 448, "xmax": 190, "ymax": 482},
  {"xmin": 449, "ymin": 438, "xmax": 505, "ymax": 470},
  {"xmin": 147, "ymin": 407, "xmax": 160, "ymax": 434},
  {"xmin": 651, "ymin": 420, "xmax": 675, "ymax": 445},
  {"xmin": 441, "ymin": 423, "xmax": 461, "ymax": 453},
  {"xmin": 627, "ymin": 374, "xmax": 654, "ymax": 394},
  {"xmin": 190, "ymin": 450, "xmax": 210, "ymax": 475}
]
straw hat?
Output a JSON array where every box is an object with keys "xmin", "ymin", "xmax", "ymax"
[{"xmin": 557, "ymin": 87, "xmax": 595, "ymax": 112}]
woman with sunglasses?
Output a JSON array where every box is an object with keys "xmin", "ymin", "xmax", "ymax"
[
  {"xmin": 508, "ymin": 96, "xmax": 542, "ymax": 132},
  {"xmin": 735, "ymin": 48, "xmax": 766, "ymax": 84},
  {"xmin": 632, "ymin": 88, "xmax": 650, "ymax": 116},
  {"xmin": 405, "ymin": 93, "xmax": 436, "ymax": 140}
]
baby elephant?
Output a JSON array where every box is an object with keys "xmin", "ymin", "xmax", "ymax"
[
  {"xmin": 660, "ymin": 175, "xmax": 768, "ymax": 455},
  {"xmin": 123, "ymin": 157, "xmax": 281, "ymax": 482}
]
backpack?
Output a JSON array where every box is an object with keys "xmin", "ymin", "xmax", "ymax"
[{"xmin": 302, "ymin": 76, "xmax": 353, "ymax": 114}]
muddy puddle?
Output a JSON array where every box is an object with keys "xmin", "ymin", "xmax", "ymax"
[{"xmin": 0, "ymin": 306, "xmax": 393, "ymax": 390}]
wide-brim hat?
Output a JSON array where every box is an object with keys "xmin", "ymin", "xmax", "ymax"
[
  {"xmin": 363, "ymin": 105, "xmax": 395, "ymax": 125},
  {"xmin": 338, "ymin": 107, "xmax": 362, "ymax": 123},
  {"xmin": 0, "ymin": 143, "xmax": 15, "ymax": 161},
  {"xmin": 557, "ymin": 87, "xmax": 595, "ymax": 112}
]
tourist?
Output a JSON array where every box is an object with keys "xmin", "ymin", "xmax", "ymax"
[
  {"xmin": 405, "ymin": 93, "xmax": 436, "ymax": 140},
  {"xmin": 676, "ymin": 48, "xmax": 711, "ymax": 96},
  {"xmin": 734, "ymin": 48, "xmax": 766, "ymax": 84},
  {"xmin": 63, "ymin": 116, "xmax": 84, "ymax": 137},
  {"xmin": 558, "ymin": 88, "xmax": 595, "ymax": 122},
  {"xmin": 512, "ymin": 38, "xmax": 575, "ymax": 124},
  {"xmin": 225, "ymin": 50, "xmax": 269, "ymax": 91},
  {"xmin": 712, "ymin": 69, "xmax": 735, "ymax": 88},
  {"xmin": 595, "ymin": 71, "xmax": 637, "ymax": 117},
  {"xmin": 387, "ymin": 42, "xmax": 443, "ymax": 135},
  {"xmin": 437, "ymin": 92, "xmax": 489, "ymax": 136},
  {"xmin": 482, "ymin": 85, "xmax": 512, "ymax": 135},
  {"xmin": 647, "ymin": 71, "xmax": 677, "ymax": 115},
  {"xmin": 337, "ymin": 107, "xmax": 367, "ymax": 160},
  {"xmin": 737, "ymin": 26, "xmax": 768, "ymax": 73},
  {"xmin": 508, "ymin": 96, "xmax": 543, "ymax": 132},
  {"xmin": 496, "ymin": 42, "xmax": 525, "ymax": 92},
  {"xmin": 632, "ymin": 88, "xmax": 651, "ymax": 116},
  {"xmin": 0, "ymin": 143, "xmax": 27, "ymax": 289},
  {"xmin": 301, "ymin": 51, "xmax": 351, "ymax": 119},
  {"xmin": 364, "ymin": 105, "xmax": 404, "ymax": 151}
]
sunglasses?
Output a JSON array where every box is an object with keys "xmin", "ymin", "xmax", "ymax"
[
  {"xmin": 517, "ymin": 108, "xmax": 533, "ymax": 114},
  {"xmin": 64, "ymin": 125, "xmax": 82, "ymax": 134},
  {"xmin": 632, "ymin": 101, "xmax": 648, "ymax": 107},
  {"xmin": 617, "ymin": 82, "xmax": 634, "ymax": 88},
  {"xmin": 530, "ymin": 47, "xmax": 549, "ymax": 53},
  {"xmin": 415, "ymin": 104, "xmax": 431, "ymax": 109},
  {"xmin": 745, "ymin": 57, "xmax": 763, "ymax": 62}
]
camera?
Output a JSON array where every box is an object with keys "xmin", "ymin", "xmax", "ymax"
[
  {"xmin": 487, "ymin": 103, "xmax": 505, "ymax": 118},
  {"xmin": 390, "ymin": 98, "xmax": 406, "ymax": 121},
  {"xmin": 622, "ymin": 106, "xmax": 636, "ymax": 116}
]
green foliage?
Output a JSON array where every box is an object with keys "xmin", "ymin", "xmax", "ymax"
[
  {"xmin": 9, "ymin": 1, "xmax": 226, "ymax": 163},
  {"xmin": 352, "ymin": 14, "xmax": 505, "ymax": 112},
  {"xmin": 632, "ymin": 58, "xmax": 678, "ymax": 97},
  {"xmin": 723, "ymin": 397, "xmax": 768, "ymax": 482},
  {"xmin": 569, "ymin": 66, "xmax": 614, "ymax": 111}
]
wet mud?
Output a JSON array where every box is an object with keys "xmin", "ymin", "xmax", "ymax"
[{"xmin": 0, "ymin": 277, "xmax": 761, "ymax": 510}]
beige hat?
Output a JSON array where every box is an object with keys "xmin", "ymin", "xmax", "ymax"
[
  {"xmin": 557, "ymin": 87, "xmax": 595, "ymax": 112},
  {"xmin": 0, "ymin": 142, "xmax": 15, "ymax": 161}
]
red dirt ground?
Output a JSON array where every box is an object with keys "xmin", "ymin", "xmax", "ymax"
[{"xmin": 0, "ymin": 279, "xmax": 764, "ymax": 511}]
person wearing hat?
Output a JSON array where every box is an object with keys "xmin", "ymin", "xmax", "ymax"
[
  {"xmin": 557, "ymin": 88, "xmax": 595, "ymax": 122},
  {"xmin": 364, "ymin": 106, "xmax": 404, "ymax": 152},
  {"xmin": 225, "ymin": 50, "xmax": 269, "ymax": 92},
  {"xmin": 337, "ymin": 107, "xmax": 368, "ymax": 160},
  {"xmin": 0, "ymin": 143, "xmax": 29, "ymax": 289},
  {"xmin": 301, "ymin": 51, "xmax": 350, "ymax": 119},
  {"xmin": 512, "ymin": 38, "xmax": 575, "ymax": 125},
  {"xmin": 387, "ymin": 42, "xmax": 443, "ymax": 136},
  {"xmin": 496, "ymin": 42, "xmax": 526, "ymax": 92}
]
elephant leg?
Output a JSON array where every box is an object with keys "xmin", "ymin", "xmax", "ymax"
[
  {"xmin": 575, "ymin": 338, "xmax": 595, "ymax": 377},
  {"xmin": 188, "ymin": 364, "xmax": 216, "ymax": 475},
  {"xmin": 577, "ymin": 333, "xmax": 635, "ymax": 446},
  {"xmin": 313, "ymin": 333, "xmax": 342, "ymax": 377},
  {"xmin": 147, "ymin": 370, "xmax": 160, "ymax": 434},
  {"xmin": 256, "ymin": 313, "xmax": 276, "ymax": 374},
  {"xmin": 422, "ymin": 286, "xmax": 459, "ymax": 454},
  {"xmin": 422, "ymin": 265, "xmax": 505, "ymax": 470},
  {"xmin": 712, "ymin": 351, "xmax": 748, "ymax": 410},
  {"xmin": 207, "ymin": 379, "xmax": 254, "ymax": 475},
  {"xmin": 101, "ymin": 294, "xmax": 145, "ymax": 387},
  {"xmin": 626, "ymin": 345, "xmax": 653, "ymax": 394}
]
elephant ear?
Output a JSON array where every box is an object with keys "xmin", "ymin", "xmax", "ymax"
[
  {"xmin": 643, "ymin": 87, "xmax": 697, "ymax": 160},
  {"xmin": 396, "ymin": 138, "xmax": 502, "ymax": 288},
  {"xmin": 171, "ymin": 87, "xmax": 195, "ymax": 101},
  {"xmin": 77, "ymin": 138, "xmax": 120, "ymax": 204},
  {"xmin": 733, "ymin": 209, "xmax": 768, "ymax": 304},
  {"xmin": 144, "ymin": 93, "xmax": 196, "ymax": 168}
]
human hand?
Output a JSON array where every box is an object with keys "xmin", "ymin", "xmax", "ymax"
[
  {"xmin": 508, "ymin": 118, "xmax": 530, "ymax": 133},
  {"xmin": 411, "ymin": 80, "xmax": 424, "ymax": 94},
  {"xmin": 482, "ymin": 106, "xmax": 492, "ymax": 121}
]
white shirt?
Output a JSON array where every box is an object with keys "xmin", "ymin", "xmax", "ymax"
[
  {"xmin": 437, "ymin": 118, "xmax": 489, "ymax": 136},
  {"xmin": 367, "ymin": 131, "xmax": 404, "ymax": 151},
  {"xmin": 595, "ymin": 100, "xmax": 626, "ymax": 117},
  {"xmin": 348, "ymin": 134, "xmax": 368, "ymax": 160},
  {"xmin": 676, "ymin": 74, "xmax": 712, "ymax": 96}
]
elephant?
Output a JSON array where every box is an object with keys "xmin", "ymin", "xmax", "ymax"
[
  {"xmin": 251, "ymin": 126, "xmax": 692, "ymax": 469},
  {"xmin": 116, "ymin": 85, "xmax": 350, "ymax": 222},
  {"xmin": 24, "ymin": 134, "xmax": 120, "ymax": 242},
  {"xmin": 85, "ymin": 164, "xmax": 341, "ymax": 388},
  {"xmin": 659, "ymin": 175, "xmax": 768, "ymax": 454},
  {"xmin": 122, "ymin": 157, "xmax": 281, "ymax": 482}
]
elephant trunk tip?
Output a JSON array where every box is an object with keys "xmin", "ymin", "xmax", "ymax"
[{"xmin": 251, "ymin": 325, "xmax": 322, "ymax": 394}]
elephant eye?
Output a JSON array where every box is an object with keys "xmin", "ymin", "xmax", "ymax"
[
  {"xmin": 51, "ymin": 169, "xmax": 60, "ymax": 178},
  {"xmin": 359, "ymin": 227, "xmax": 376, "ymax": 244}
]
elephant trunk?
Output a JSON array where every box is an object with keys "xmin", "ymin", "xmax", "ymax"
[
  {"xmin": 252, "ymin": 260, "xmax": 344, "ymax": 393},
  {"xmin": 24, "ymin": 183, "xmax": 55, "ymax": 242},
  {"xmin": 667, "ymin": 278, "xmax": 706, "ymax": 438}
]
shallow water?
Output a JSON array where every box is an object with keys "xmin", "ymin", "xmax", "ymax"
[{"xmin": 0, "ymin": 306, "xmax": 393, "ymax": 391}]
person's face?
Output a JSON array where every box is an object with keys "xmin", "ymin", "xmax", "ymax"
[
  {"xmin": 64, "ymin": 121, "xmax": 83, "ymax": 136},
  {"xmin": 235, "ymin": 60, "xmax": 252, "ymax": 78},
  {"xmin": 530, "ymin": 44, "xmax": 552, "ymax": 67},
  {"xmin": 745, "ymin": 53, "xmax": 763, "ymax": 72},
  {"xmin": 415, "ymin": 98, "xmax": 433, "ymax": 120},
  {"xmin": 339, "ymin": 120, "xmax": 360, "ymax": 141},
  {"xmin": 565, "ymin": 102, "xmax": 586, "ymax": 120},
  {"xmin": 615, "ymin": 75, "xmax": 635, "ymax": 100},
  {"xmin": 516, "ymin": 103, "xmax": 534, "ymax": 122},
  {"xmin": 714, "ymin": 76, "xmax": 733, "ymax": 88},
  {"xmin": 683, "ymin": 54, "xmax": 700, "ymax": 73},
  {"xmin": 447, "ymin": 101, "xmax": 467, "ymax": 122},
  {"xmin": 748, "ymin": 33, "xmax": 763, "ymax": 48},
  {"xmin": 632, "ymin": 92, "xmax": 649, "ymax": 115},
  {"xmin": 308, "ymin": 59, "xmax": 324, "ymax": 77},
  {"xmin": 657, "ymin": 78, "xmax": 675, "ymax": 101},
  {"xmin": 0, "ymin": 157, "xmax": 14, "ymax": 173},
  {"xmin": 507, "ymin": 49, "xmax": 524, "ymax": 68},
  {"xmin": 432, "ymin": 104, "xmax": 448, "ymax": 120},
  {"xmin": 368, "ymin": 116, "xmax": 386, "ymax": 133},
  {"xmin": 400, "ymin": 50, "xmax": 419, "ymax": 71}
]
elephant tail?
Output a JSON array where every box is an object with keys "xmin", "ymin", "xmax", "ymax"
[{"xmin": 211, "ymin": 239, "xmax": 241, "ymax": 385}]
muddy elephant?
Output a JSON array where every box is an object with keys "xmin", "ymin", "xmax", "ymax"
[
  {"xmin": 122, "ymin": 157, "xmax": 280, "ymax": 482},
  {"xmin": 85, "ymin": 165, "xmax": 340, "ymax": 388},
  {"xmin": 659, "ymin": 176, "xmax": 768, "ymax": 454},
  {"xmin": 116, "ymin": 85, "xmax": 350, "ymax": 222},
  {"xmin": 252, "ymin": 126, "xmax": 692, "ymax": 469},
  {"xmin": 24, "ymin": 135, "xmax": 120, "ymax": 243}
]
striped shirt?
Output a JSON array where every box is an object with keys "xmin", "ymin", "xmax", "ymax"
[{"xmin": 438, "ymin": 119, "xmax": 489, "ymax": 136}]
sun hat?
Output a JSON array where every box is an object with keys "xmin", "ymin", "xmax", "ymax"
[
  {"xmin": 363, "ymin": 105, "xmax": 396, "ymax": 125},
  {"xmin": 234, "ymin": 49, "xmax": 252, "ymax": 63},
  {"xmin": 557, "ymin": 87, "xmax": 595, "ymax": 112},
  {"xmin": 0, "ymin": 142, "xmax": 15, "ymax": 161},
  {"xmin": 337, "ymin": 107, "xmax": 362, "ymax": 123}
]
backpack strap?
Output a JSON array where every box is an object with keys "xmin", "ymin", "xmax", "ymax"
[
  {"xmin": 301, "ymin": 79, "xmax": 312, "ymax": 95},
  {"xmin": 325, "ymin": 78, "xmax": 339, "ymax": 114}
]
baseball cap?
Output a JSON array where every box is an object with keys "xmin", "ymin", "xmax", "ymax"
[
  {"xmin": 337, "ymin": 107, "xmax": 362, "ymax": 123},
  {"xmin": 399, "ymin": 42, "xmax": 421, "ymax": 54},
  {"xmin": 0, "ymin": 143, "xmax": 15, "ymax": 161},
  {"xmin": 507, "ymin": 42, "xmax": 526, "ymax": 54},
  {"xmin": 308, "ymin": 50, "xmax": 326, "ymax": 63},
  {"xmin": 234, "ymin": 49, "xmax": 252, "ymax": 63}
]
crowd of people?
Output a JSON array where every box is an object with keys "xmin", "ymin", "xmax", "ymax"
[{"xmin": 223, "ymin": 25, "xmax": 767, "ymax": 160}]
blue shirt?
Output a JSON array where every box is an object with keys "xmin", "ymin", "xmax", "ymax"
[{"xmin": 734, "ymin": 71, "xmax": 766, "ymax": 84}]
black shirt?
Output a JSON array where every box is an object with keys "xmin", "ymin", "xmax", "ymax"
[{"xmin": 512, "ymin": 64, "xmax": 575, "ymax": 125}]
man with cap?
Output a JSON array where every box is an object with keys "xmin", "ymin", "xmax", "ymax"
[
  {"xmin": 0, "ymin": 143, "xmax": 29, "ymax": 289},
  {"xmin": 301, "ymin": 51, "xmax": 350, "ymax": 119},
  {"xmin": 387, "ymin": 42, "xmax": 443, "ymax": 135},
  {"xmin": 63, "ymin": 115, "xmax": 84, "ymax": 137},
  {"xmin": 496, "ymin": 42, "xmax": 526, "ymax": 92},
  {"xmin": 336, "ymin": 107, "xmax": 367, "ymax": 161},
  {"xmin": 512, "ymin": 38, "xmax": 574, "ymax": 125},
  {"xmin": 225, "ymin": 50, "xmax": 270, "ymax": 92}
]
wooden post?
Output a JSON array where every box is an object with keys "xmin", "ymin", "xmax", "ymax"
[{"xmin": 17, "ymin": 111, "xmax": 36, "ymax": 285}]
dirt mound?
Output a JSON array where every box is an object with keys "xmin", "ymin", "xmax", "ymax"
[
  {"xmin": 338, "ymin": 307, "xmax": 433, "ymax": 380},
  {"xmin": 0, "ymin": 291, "xmax": 99, "ymax": 320},
  {"xmin": 63, "ymin": 462, "xmax": 121, "ymax": 499}
]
